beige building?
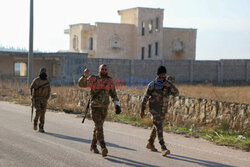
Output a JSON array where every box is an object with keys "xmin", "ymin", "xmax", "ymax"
[{"xmin": 64, "ymin": 7, "xmax": 197, "ymax": 60}]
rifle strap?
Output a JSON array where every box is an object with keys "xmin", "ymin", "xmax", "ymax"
[{"xmin": 35, "ymin": 82, "xmax": 49, "ymax": 91}]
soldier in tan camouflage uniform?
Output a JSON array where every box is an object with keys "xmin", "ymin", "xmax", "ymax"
[
  {"xmin": 30, "ymin": 68, "xmax": 51, "ymax": 133},
  {"xmin": 78, "ymin": 64, "xmax": 121, "ymax": 157},
  {"xmin": 141, "ymin": 66, "xmax": 179, "ymax": 156}
]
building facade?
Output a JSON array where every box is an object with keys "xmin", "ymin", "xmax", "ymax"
[{"xmin": 65, "ymin": 7, "xmax": 197, "ymax": 60}]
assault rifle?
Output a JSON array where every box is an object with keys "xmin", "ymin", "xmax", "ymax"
[
  {"xmin": 82, "ymin": 98, "xmax": 91, "ymax": 123},
  {"xmin": 31, "ymin": 101, "xmax": 34, "ymax": 122}
]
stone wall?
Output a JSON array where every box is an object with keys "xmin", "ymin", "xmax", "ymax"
[{"xmin": 69, "ymin": 88, "xmax": 250, "ymax": 131}]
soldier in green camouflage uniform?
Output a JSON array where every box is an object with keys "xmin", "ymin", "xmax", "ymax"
[
  {"xmin": 78, "ymin": 64, "xmax": 121, "ymax": 157},
  {"xmin": 30, "ymin": 68, "xmax": 51, "ymax": 133},
  {"xmin": 141, "ymin": 66, "xmax": 179, "ymax": 156}
]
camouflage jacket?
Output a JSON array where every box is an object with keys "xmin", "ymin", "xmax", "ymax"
[
  {"xmin": 78, "ymin": 75, "xmax": 119, "ymax": 108},
  {"xmin": 30, "ymin": 77, "xmax": 51, "ymax": 99},
  {"xmin": 141, "ymin": 77, "xmax": 179, "ymax": 110}
]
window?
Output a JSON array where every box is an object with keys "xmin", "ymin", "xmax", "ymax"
[
  {"xmin": 73, "ymin": 35, "xmax": 78, "ymax": 50},
  {"xmin": 52, "ymin": 63, "xmax": 57, "ymax": 77},
  {"xmin": 141, "ymin": 22, "xmax": 145, "ymax": 36},
  {"xmin": 155, "ymin": 42, "xmax": 158, "ymax": 56},
  {"xmin": 141, "ymin": 47, "xmax": 144, "ymax": 60},
  {"xmin": 156, "ymin": 17, "xmax": 159, "ymax": 32},
  {"xmin": 89, "ymin": 37, "xmax": 93, "ymax": 50},
  {"xmin": 14, "ymin": 62, "xmax": 27, "ymax": 76},
  {"xmin": 148, "ymin": 44, "xmax": 151, "ymax": 58},
  {"xmin": 149, "ymin": 20, "xmax": 153, "ymax": 33}
]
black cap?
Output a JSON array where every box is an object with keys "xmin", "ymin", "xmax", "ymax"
[
  {"xmin": 157, "ymin": 66, "xmax": 167, "ymax": 75},
  {"xmin": 40, "ymin": 67, "xmax": 46, "ymax": 73}
]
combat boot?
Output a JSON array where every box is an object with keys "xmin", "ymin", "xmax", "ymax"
[
  {"xmin": 161, "ymin": 145, "xmax": 170, "ymax": 156},
  {"xmin": 38, "ymin": 124, "xmax": 45, "ymax": 133},
  {"xmin": 146, "ymin": 142, "xmax": 158, "ymax": 152},
  {"xmin": 101, "ymin": 147, "xmax": 108, "ymax": 157},
  {"xmin": 90, "ymin": 145, "xmax": 100, "ymax": 154},
  {"xmin": 33, "ymin": 122, "xmax": 38, "ymax": 131},
  {"xmin": 90, "ymin": 140, "xmax": 99, "ymax": 154},
  {"xmin": 100, "ymin": 141, "xmax": 108, "ymax": 157}
]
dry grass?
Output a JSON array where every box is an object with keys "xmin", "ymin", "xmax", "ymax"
[
  {"xmin": 1, "ymin": 81, "xmax": 250, "ymax": 112},
  {"xmin": 121, "ymin": 83, "xmax": 250, "ymax": 104},
  {"xmin": 47, "ymin": 86, "xmax": 83, "ymax": 112},
  {"xmin": 0, "ymin": 80, "xmax": 30, "ymax": 104}
]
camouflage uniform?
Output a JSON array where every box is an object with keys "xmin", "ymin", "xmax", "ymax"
[
  {"xmin": 78, "ymin": 74, "xmax": 118, "ymax": 154},
  {"xmin": 141, "ymin": 77, "xmax": 178, "ymax": 152},
  {"xmin": 30, "ymin": 77, "xmax": 51, "ymax": 132}
]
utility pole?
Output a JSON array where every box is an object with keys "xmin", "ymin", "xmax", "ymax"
[{"xmin": 27, "ymin": 0, "xmax": 33, "ymax": 85}]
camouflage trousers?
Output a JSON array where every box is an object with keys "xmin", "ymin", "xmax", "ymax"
[
  {"xmin": 91, "ymin": 107, "xmax": 108, "ymax": 148},
  {"xmin": 148, "ymin": 106, "xmax": 166, "ymax": 146},
  {"xmin": 33, "ymin": 97, "xmax": 47, "ymax": 126}
]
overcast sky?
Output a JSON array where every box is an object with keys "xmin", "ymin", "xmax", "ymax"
[{"xmin": 0, "ymin": 0, "xmax": 249, "ymax": 60}]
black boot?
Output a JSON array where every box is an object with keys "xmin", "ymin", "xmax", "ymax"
[
  {"xmin": 90, "ymin": 140, "xmax": 99, "ymax": 154},
  {"xmin": 33, "ymin": 121, "xmax": 38, "ymax": 131},
  {"xmin": 100, "ymin": 141, "xmax": 108, "ymax": 157},
  {"xmin": 146, "ymin": 139, "xmax": 158, "ymax": 152},
  {"xmin": 160, "ymin": 140, "xmax": 170, "ymax": 156},
  {"xmin": 39, "ymin": 124, "xmax": 45, "ymax": 133}
]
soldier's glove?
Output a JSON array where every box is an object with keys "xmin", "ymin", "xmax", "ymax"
[{"xmin": 114, "ymin": 101, "xmax": 121, "ymax": 114}]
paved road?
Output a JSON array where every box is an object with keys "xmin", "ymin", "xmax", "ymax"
[{"xmin": 0, "ymin": 101, "xmax": 249, "ymax": 167}]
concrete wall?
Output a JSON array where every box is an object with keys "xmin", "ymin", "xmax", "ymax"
[
  {"xmin": 65, "ymin": 8, "xmax": 196, "ymax": 60},
  {"xmin": 118, "ymin": 8, "xmax": 139, "ymax": 26},
  {"xmin": 81, "ymin": 24, "xmax": 96, "ymax": 55},
  {"xmin": 1, "ymin": 51, "xmax": 250, "ymax": 85},
  {"xmin": 163, "ymin": 28, "xmax": 197, "ymax": 60},
  {"xmin": 69, "ymin": 24, "xmax": 84, "ymax": 52},
  {"xmin": 0, "ymin": 51, "xmax": 88, "ymax": 85},
  {"xmin": 0, "ymin": 56, "xmax": 15, "ymax": 76},
  {"xmin": 95, "ymin": 23, "xmax": 137, "ymax": 59},
  {"xmin": 81, "ymin": 58, "xmax": 250, "ymax": 84},
  {"xmin": 137, "ymin": 8, "xmax": 164, "ymax": 60}
]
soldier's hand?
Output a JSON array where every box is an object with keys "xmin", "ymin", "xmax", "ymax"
[
  {"xmin": 163, "ymin": 81, "xmax": 171, "ymax": 88},
  {"xmin": 115, "ymin": 105, "xmax": 121, "ymax": 114},
  {"xmin": 83, "ymin": 68, "xmax": 89, "ymax": 77},
  {"xmin": 114, "ymin": 101, "xmax": 121, "ymax": 114},
  {"xmin": 140, "ymin": 111, "xmax": 145, "ymax": 118}
]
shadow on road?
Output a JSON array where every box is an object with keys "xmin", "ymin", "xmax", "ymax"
[
  {"xmin": 106, "ymin": 155, "xmax": 160, "ymax": 167},
  {"xmin": 166, "ymin": 154, "xmax": 234, "ymax": 167},
  {"xmin": 44, "ymin": 132, "xmax": 136, "ymax": 151}
]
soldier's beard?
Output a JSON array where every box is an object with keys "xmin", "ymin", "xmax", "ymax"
[
  {"xmin": 100, "ymin": 72, "xmax": 108, "ymax": 77},
  {"xmin": 39, "ymin": 73, "xmax": 47, "ymax": 80}
]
